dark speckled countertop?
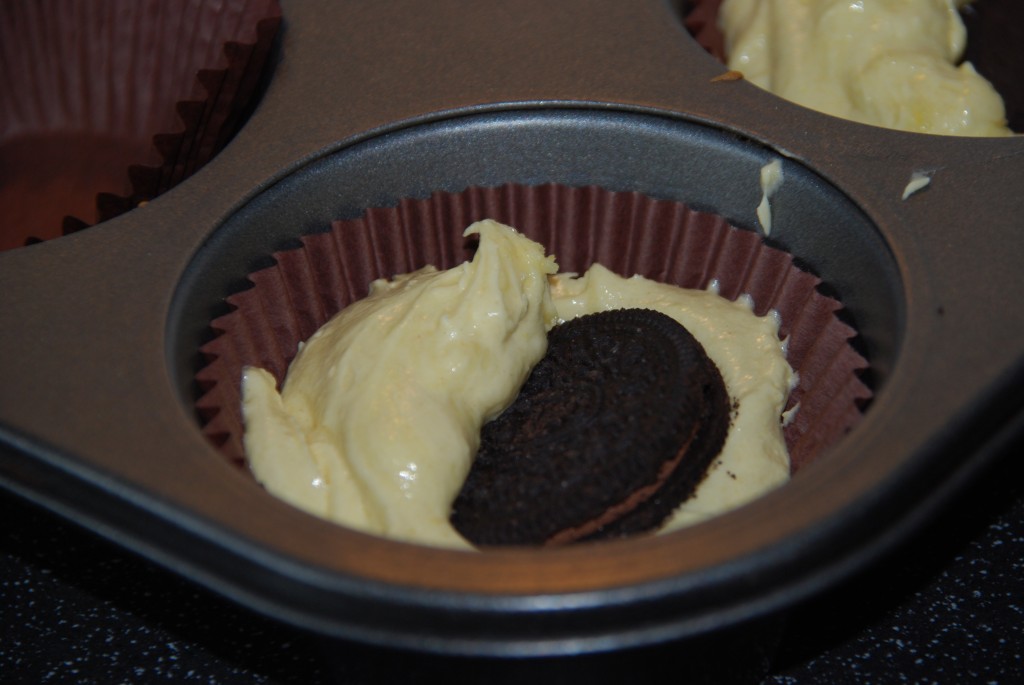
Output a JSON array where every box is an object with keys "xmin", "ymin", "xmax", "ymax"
[{"xmin": 3, "ymin": 439, "xmax": 1022, "ymax": 685}]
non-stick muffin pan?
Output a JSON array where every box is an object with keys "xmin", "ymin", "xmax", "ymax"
[{"xmin": 1, "ymin": 0, "xmax": 1023, "ymax": 658}]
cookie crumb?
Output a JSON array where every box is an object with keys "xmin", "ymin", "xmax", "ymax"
[{"xmin": 711, "ymin": 70, "xmax": 744, "ymax": 82}]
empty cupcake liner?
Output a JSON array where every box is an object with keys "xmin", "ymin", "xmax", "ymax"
[
  {"xmin": 195, "ymin": 183, "xmax": 871, "ymax": 478},
  {"xmin": 0, "ymin": 0, "xmax": 282, "ymax": 252}
]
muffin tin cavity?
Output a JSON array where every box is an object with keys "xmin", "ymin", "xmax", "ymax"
[
  {"xmin": 0, "ymin": 0, "xmax": 281, "ymax": 252},
  {"xmin": 679, "ymin": 0, "xmax": 1021, "ymax": 136},
  {"xmin": 169, "ymin": 109, "xmax": 903, "ymax": 478}
]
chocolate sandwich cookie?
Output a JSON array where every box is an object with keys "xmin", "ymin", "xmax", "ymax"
[{"xmin": 450, "ymin": 308, "xmax": 731, "ymax": 547}]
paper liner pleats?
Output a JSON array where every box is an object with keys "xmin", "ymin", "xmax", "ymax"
[
  {"xmin": 0, "ymin": 0, "xmax": 282, "ymax": 252},
  {"xmin": 196, "ymin": 183, "xmax": 871, "ymax": 477}
]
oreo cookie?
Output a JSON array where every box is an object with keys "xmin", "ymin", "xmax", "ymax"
[{"xmin": 450, "ymin": 308, "xmax": 731, "ymax": 547}]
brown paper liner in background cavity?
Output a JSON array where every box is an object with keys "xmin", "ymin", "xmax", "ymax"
[
  {"xmin": 961, "ymin": 0, "xmax": 1024, "ymax": 132},
  {"xmin": 196, "ymin": 183, "xmax": 872, "ymax": 477},
  {"xmin": 682, "ymin": 0, "xmax": 726, "ymax": 63},
  {"xmin": 0, "ymin": 0, "xmax": 282, "ymax": 252}
]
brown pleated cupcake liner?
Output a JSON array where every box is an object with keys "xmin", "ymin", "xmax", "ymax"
[
  {"xmin": 196, "ymin": 183, "xmax": 872, "ymax": 479},
  {"xmin": 683, "ymin": 0, "xmax": 726, "ymax": 63},
  {"xmin": 0, "ymin": 0, "xmax": 282, "ymax": 252}
]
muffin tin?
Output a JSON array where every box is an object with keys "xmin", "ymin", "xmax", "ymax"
[{"xmin": 1, "ymin": 0, "xmax": 1023, "ymax": 657}]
